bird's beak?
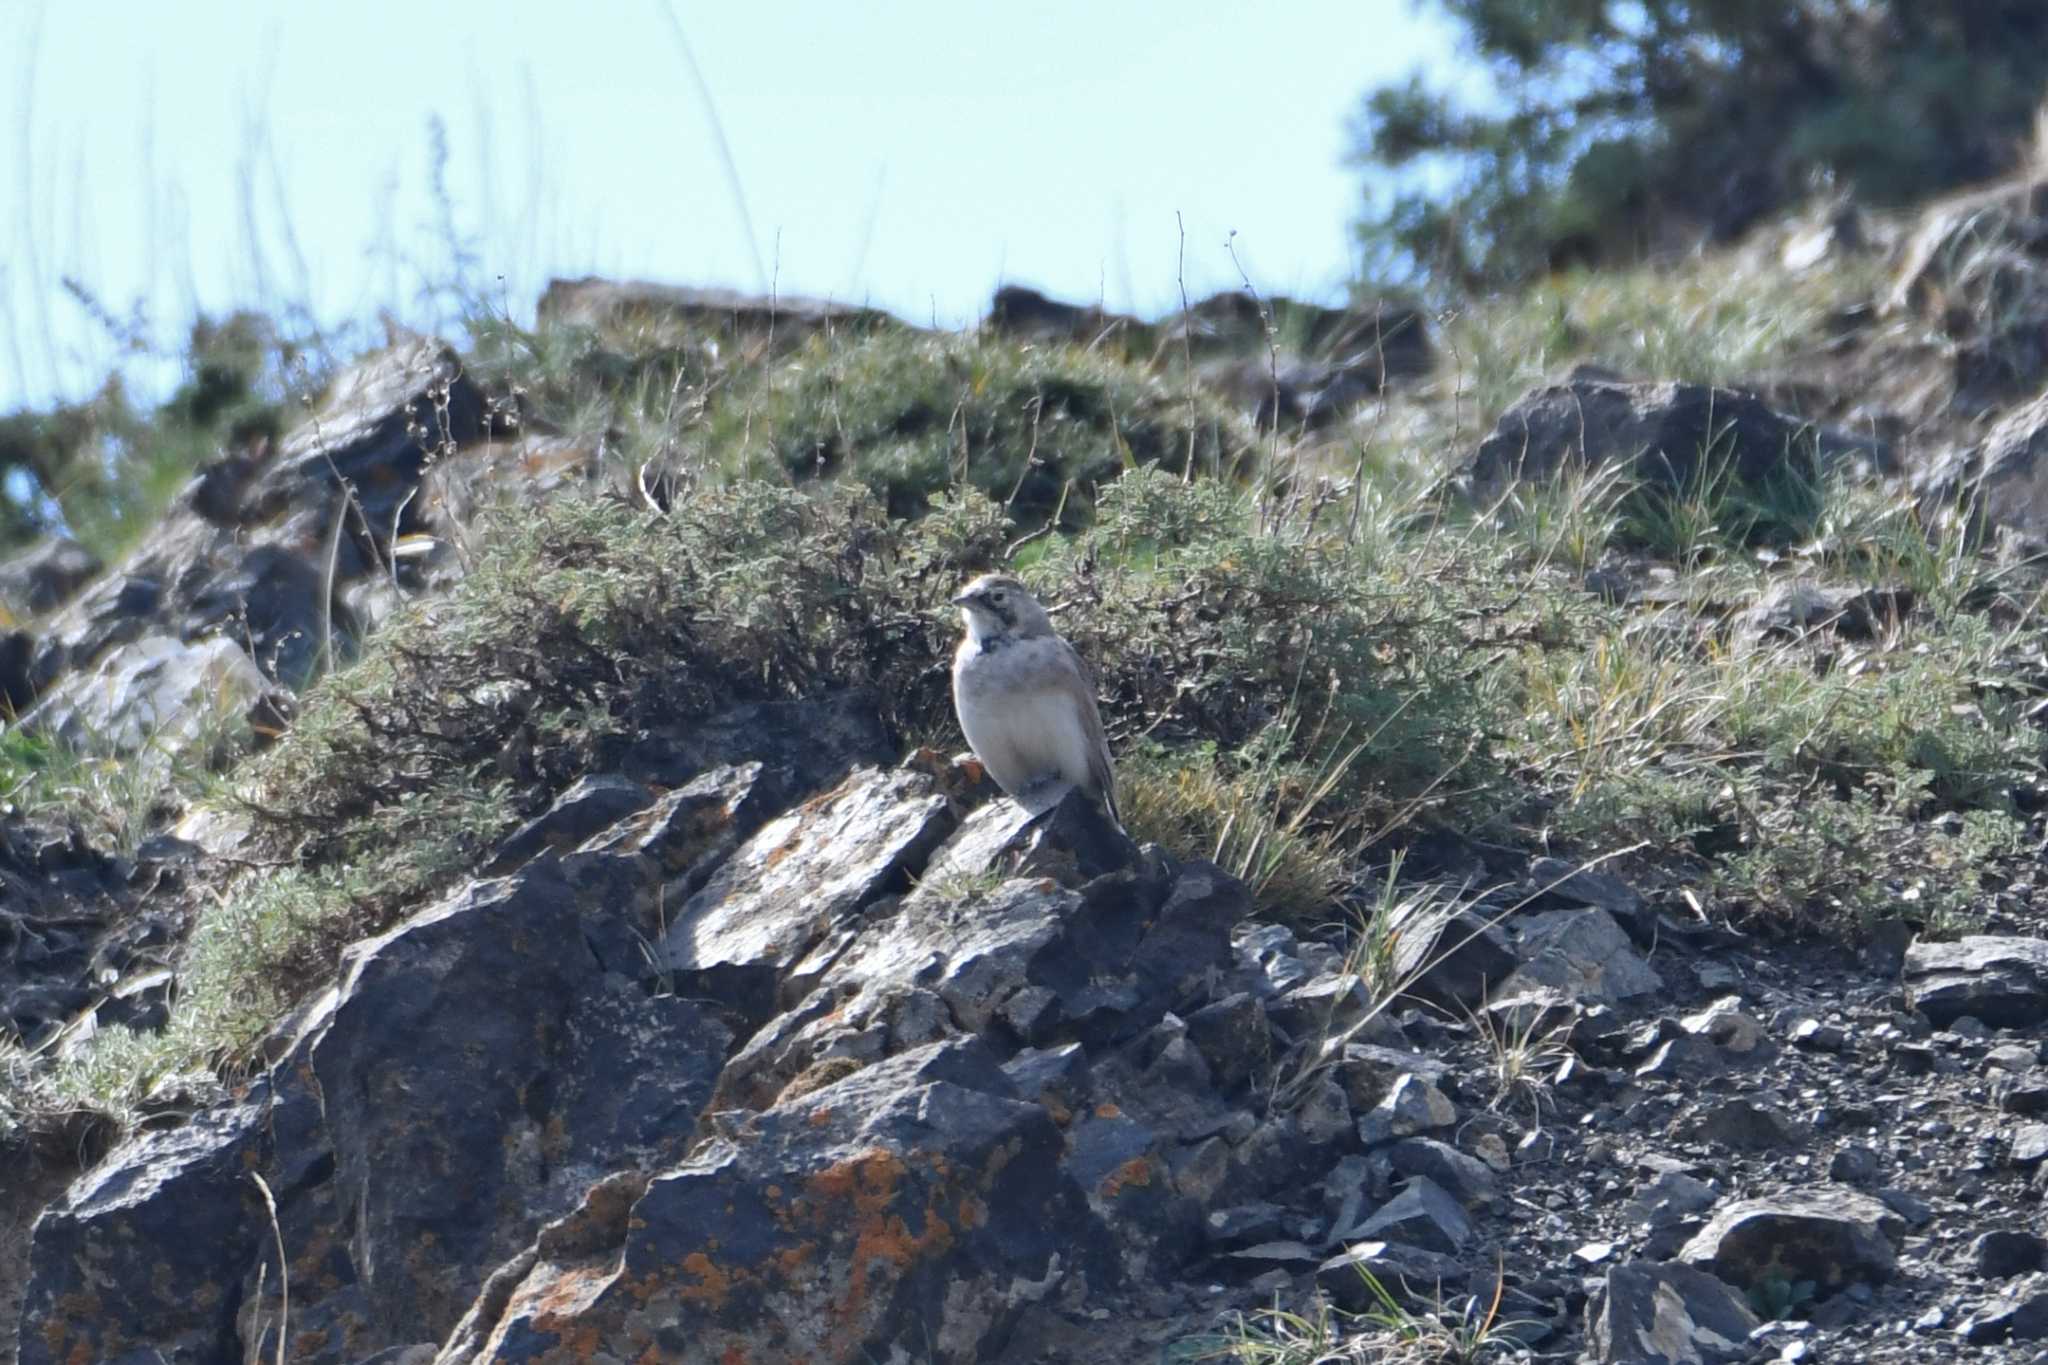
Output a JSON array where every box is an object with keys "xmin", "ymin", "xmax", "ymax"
[{"xmin": 950, "ymin": 590, "xmax": 976, "ymax": 608}]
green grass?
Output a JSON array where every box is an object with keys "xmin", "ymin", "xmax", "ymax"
[
  {"xmin": 1118, "ymin": 720, "xmax": 1363, "ymax": 925},
  {"xmin": 469, "ymin": 315, "xmax": 1260, "ymax": 528},
  {"xmin": 1184, "ymin": 1265, "xmax": 1525, "ymax": 1364},
  {"xmin": 0, "ymin": 687, "xmax": 256, "ymax": 859},
  {"xmin": 680, "ymin": 328, "xmax": 1256, "ymax": 522},
  {"xmin": 1510, "ymin": 574, "xmax": 2038, "ymax": 931},
  {"xmin": 1442, "ymin": 251, "xmax": 1882, "ymax": 426}
]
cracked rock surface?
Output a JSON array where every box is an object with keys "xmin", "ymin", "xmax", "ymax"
[{"xmin": 22, "ymin": 686, "xmax": 2048, "ymax": 1364}]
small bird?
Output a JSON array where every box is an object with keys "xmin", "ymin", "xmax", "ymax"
[{"xmin": 950, "ymin": 573, "xmax": 1119, "ymax": 824}]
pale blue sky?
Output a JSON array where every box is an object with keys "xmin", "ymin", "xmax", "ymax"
[{"xmin": 2, "ymin": 2, "xmax": 1456, "ymax": 409}]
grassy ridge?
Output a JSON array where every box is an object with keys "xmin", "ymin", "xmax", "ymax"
[{"xmin": 5, "ymin": 239, "xmax": 2046, "ymax": 1137}]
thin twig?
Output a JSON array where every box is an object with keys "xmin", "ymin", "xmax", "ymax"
[
  {"xmin": 654, "ymin": 2, "xmax": 767, "ymax": 293},
  {"xmin": 388, "ymin": 486, "xmax": 417, "ymax": 598},
  {"xmin": 317, "ymin": 462, "xmax": 350, "ymax": 681},
  {"xmin": 1347, "ymin": 303, "xmax": 1395, "ymax": 545},
  {"xmin": 251, "ymin": 1171, "xmax": 289, "ymax": 1365},
  {"xmin": 1004, "ymin": 480, "xmax": 1073, "ymax": 560},
  {"xmin": 1002, "ymin": 394, "xmax": 1045, "ymax": 514},
  {"xmin": 292, "ymin": 357, "xmax": 396, "ymax": 679},
  {"xmin": 1224, "ymin": 230, "xmax": 1286, "ymax": 532},
  {"xmin": 1175, "ymin": 210, "xmax": 1198, "ymax": 483}
]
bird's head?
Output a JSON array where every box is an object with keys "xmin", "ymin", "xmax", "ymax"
[{"xmin": 952, "ymin": 573, "xmax": 1053, "ymax": 643}]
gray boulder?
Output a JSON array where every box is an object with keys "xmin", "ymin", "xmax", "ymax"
[
  {"xmin": 15, "ymin": 692, "xmax": 1260, "ymax": 1364},
  {"xmin": 656, "ymin": 765, "xmax": 955, "ymax": 1002},
  {"xmin": 21, "ymin": 633, "xmax": 279, "ymax": 770},
  {"xmin": 433, "ymin": 1039, "xmax": 1109, "ymax": 1365},
  {"xmin": 1586, "ymin": 1260, "xmax": 1761, "ymax": 1364},
  {"xmin": 988, "ymin": 284, "xmax": 1150, "ymax": 351},
  {"xmin": 1466, "ymin": 370, "xmax": 1884, "ymax": 502},
  {"xmin": 1498, "ymin": 908, "xmax": 1663, "ymax": 1005},
  {"xmin": 310, "ymin": 852, "xmax": 730, "ymax": 1343},
  {"xmin": 17, "ymin": 1094, "xmax": 271, "ymax": 1365},
  {"xmin": 29, "ymin": 334, "xmax": 485, "ymax": 716},
  {"xmin": 538, "ymin": 278, "xmax": 900, "ymax": 349},
  {"xmin": 1907, "ymin": 935, "xmax": 2048, "ymax": 1027},
  {"xmin": 0, "ymin": 537, "xmax": 100, "ymax": 617},
  {"xmin": 1680, "ymin": 1188, "xmax": 1902, "ymax": 1293}
]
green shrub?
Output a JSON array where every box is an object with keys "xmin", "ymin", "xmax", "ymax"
[{"xmin": 678, "ymin": 330, "xmax": 1254, "ymax": 523}]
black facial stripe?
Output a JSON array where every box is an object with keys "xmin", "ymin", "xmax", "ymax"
[{"xmin": 975, "ymin": 591, "xmax": 1015, "ymax": 628}]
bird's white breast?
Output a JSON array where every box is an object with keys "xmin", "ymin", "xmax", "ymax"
[{"xmin": 953, "ymin": 638, "xmax": 1094, "ymax": 799}]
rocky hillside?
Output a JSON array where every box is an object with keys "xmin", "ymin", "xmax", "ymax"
[{"xmin": 9, "ymin": 178, "xmax": 2048, "ymax": 1363}]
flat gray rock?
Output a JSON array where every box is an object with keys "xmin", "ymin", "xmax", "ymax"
[
  {"xmin": 1347, "ymin": 1175, "xmax": 1471, "ymax": 1253},
  {"xmin": 22, "ymin": 633, "xmax": 274, "ymax": 771},
  {"xmin": 1586, "ymin": 1260, "xmax": 1760, "ymax": 1364},
  {"xmin": 1680, "ymin": 1188, "xmax": 1901, "ymax": 1292},
  {"xmin": 1907, "ymin": 936, "xmax": 2048, "ymax": 1028},
  {"xmin": 1358, "ymin": 1073, "xmax": 1457, "ymax": 1146},
  {"xmin": 1500, "ymin": 908, "xmax": 1664, "ymax": 1004},
  {"xmin": 1316, "ymin": 1239, "xmax": 1466, "ymax": 1309},
  {"xmin": 658, "ymin": 766, "xmax": 953, "ymax": 978}
]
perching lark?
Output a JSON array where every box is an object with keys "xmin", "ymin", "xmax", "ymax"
[{"xmin": 950, "ymin": 573, "xmax": 1119, "ymax": 824}]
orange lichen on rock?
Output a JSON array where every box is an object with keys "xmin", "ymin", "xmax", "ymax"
[
  {"xmin": 524, "ymin": 1314, "xmax": 602, "ymax": 1360},
  {"xmin": 46, "ymin": 1293, "xmax": 107, "ymax": 1365},
  {"xmin": 806, "ymin": 1148, "xmax": 902, "ymax": 1205},
  {"xmin": 849, "ymin": 1192, "xmax": 953, "ymax": 1277},
  {"xmin": 1100, "ymin": 1155, "xmax": 1154, "ymax": 1198},
  {"xmin": 677, "ymin": 1250, "xmax": 736, "ymax": 1309},
  {"xmin": 527, "ymin": 1264, "xmax": 620, "ymax": 1320},
  {"xmin": 287, "ymin": 1220, "xmax": 340, "ymax": 1285},
  {"xmin": 805, "ymin": 1149, "xmax": 958, "ymax": 1332}
]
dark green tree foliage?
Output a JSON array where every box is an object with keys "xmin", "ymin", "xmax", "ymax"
[
  {"xmin": 0, "ymin": 312, "xmax": 286, "ymax": 558},
  {"xmin": 1353, "ymin": 2, "xmax": 2048, "ymax": 289}
]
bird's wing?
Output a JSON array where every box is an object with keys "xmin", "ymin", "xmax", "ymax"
[{"xmin": 1061, "ymin": 638, "xmax": 1120, "ymax": 825}]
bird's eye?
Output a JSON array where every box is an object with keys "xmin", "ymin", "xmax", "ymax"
[{"xmin": 989, "ymin": 589, "xmax": 1007, "ymax": 605}]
